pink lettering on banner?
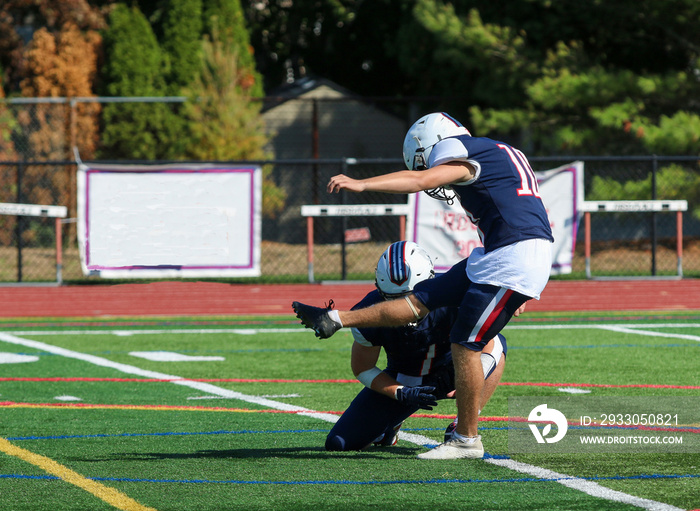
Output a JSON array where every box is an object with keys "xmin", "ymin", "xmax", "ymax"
[
  {"xmin": 456, "ymin": 239, "xmax": 481, "ymax": 258},
  {"xmin": 434, "ymin": 211, "xmax": 477, "ymax": 232},
  {"xmin": 344, "ymin": 227, "xmax": 371, "ymax": 243}
]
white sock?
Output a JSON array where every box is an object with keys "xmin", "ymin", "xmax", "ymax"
[
  {"xmin": 452, "ymin": 431, "xmax": 479, "ymax": 443},
  {"xmin": 328, "ymin": 309, "xmax": 342, "ymax": 327}
]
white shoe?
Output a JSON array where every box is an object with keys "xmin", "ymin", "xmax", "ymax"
[{"xmin": 416, "ymin": 435, "xmax": 484, "ymax": 459}]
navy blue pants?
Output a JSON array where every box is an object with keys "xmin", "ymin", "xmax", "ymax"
[
  {"xmin": 326, "ymin": 366, "xmax": 455, "ymax": 451},
  {"xmin": 414, "ymin": 259, "xmax": 529, "ymax": 350}
]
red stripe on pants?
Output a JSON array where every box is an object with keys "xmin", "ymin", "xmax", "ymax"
[{"xmin": 472, "ymin": 289, "xmax": 513, "ymax": 343}]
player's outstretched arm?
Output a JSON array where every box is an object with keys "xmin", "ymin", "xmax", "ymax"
[
  {"xmin": 327, "ymin": 163, "xmax": 474, "ymax": 195},
  {"xmin": 328, "ymin": 171, "xmax": 420, "ymax": 194}
]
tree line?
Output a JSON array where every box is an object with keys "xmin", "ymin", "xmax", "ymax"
[
  {"xmin": 0, "ymin": 0, "xmax": 698, "ymax": 225},
  {"xmin": 1, "ymin": 0, "xmax": 699, "ymax": 159},
  {"xmin": 0, "ymin": 0, "xmax": 286, "ymax": 223},
  {"xmin": 246, "ymin": 0, "xmax": 699, "ymax": 156},
  {"xmin": 0, "ymin": 0, "xmax": 266, "ymax": 162}
]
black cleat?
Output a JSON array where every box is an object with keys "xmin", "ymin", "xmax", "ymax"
[
  {"xmin": 444, "ymin": 418, "xmax": 458, "ymax": 443},
  {"xmin": 373, "ymin": 422, "xmax": 402, "ymax": 447},
  {"xmin": 291, "ymin": 300, "xmax": 341, "ymax": 339}
]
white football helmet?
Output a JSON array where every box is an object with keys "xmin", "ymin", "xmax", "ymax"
[
  {"xmin": 375, "ymin": 241, "xmax": 434, "ymax": 299},
  {"xmin": 402, "ymin": 112, "xmax": 471, "ymax": 203}
]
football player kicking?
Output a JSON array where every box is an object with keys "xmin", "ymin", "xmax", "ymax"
[
  {"xmin": 325, "ymin": 241, "xmax": 507, "ymax": 455},
  {"xmin": 294, "ymin": 112, "xmax": 552, "ymax": 459}
]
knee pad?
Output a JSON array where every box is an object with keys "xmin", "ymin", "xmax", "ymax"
[
  {"xmin": 481, "ymin": 352, "xmax": 496, "ymax": 379},
  {"xmin": 481, "ymin": 334, "xmax": 506, "ymax": 379}
]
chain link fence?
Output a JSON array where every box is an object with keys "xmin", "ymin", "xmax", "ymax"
[{"xmin": 0, "ymin": 97, "xmax": 698, "ymax": 283}]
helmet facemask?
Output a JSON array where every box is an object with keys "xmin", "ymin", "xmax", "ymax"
[
  {"xmin": 412, "ymin": 145, "xmax": 428, "ymax": 171},
  {"xmin": 423, "ymin": 185, "xmax": 458, "ymax": 204}
]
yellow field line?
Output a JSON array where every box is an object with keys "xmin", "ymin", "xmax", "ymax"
[{"xmin": 0, "ymin": 437, "xmax": 157, "ymax": 511}]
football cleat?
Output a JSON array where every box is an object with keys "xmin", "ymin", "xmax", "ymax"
[
  {"xmin": 292, "ymin": 300, "xmax": 341, "ymax": 339},
  {"xmin": 372, "ymin": 422, "xmax": 403, "ymax": 447},
  {"xmin": 443, "ymin": 418, "xmax": 458, "ymax": 443},
  {"xmin": 416, "ymin": 435, "xmax": 484, "ymax": 460}
]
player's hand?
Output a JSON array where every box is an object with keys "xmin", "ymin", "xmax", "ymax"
[
  {"xmin": 514, "ymin": 303, "xmax": 527, "ymax": 317},
  {"xmin": 327, "ymin": 174, "xmax": 365, "ymax": 193},
  {"xmin": 396, "ymin": 385, "xmax": 438, "ymax": 410}
]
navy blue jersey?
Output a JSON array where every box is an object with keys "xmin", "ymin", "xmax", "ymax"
[
  {"xmin": 352, "ymin": 290, "xmax": 458, "ymax": 376},
  {"xmin": 432, "ymin": 135, "xmax": 554, "ymax": 252}
]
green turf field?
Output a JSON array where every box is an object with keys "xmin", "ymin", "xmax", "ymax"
[{"xmin": 0, "ymin": 312, "xmax": 698, "ymax": 511}]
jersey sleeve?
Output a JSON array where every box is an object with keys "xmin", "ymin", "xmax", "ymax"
[
  {"xmin": 429, "ymin": 137, "xmax": 469, "ymax": 167},
  {"xmin": 430, "ymin": 137, "xmax": 481, "ymax": 184},
  {"xmin": 351, "ymin": 327, "xmax": 373, "ymax": 347}
]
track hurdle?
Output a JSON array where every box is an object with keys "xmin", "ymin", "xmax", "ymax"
[
  {"xmin": 0, "ymin": 202, "xmax": 68, "ymax": 284},
  {"xmin": 581, "ymin": 200, "xmax": 688, "ymax": 279},
  {"xmin": 301, "ymin": 204, "xmax": 411, "ymax": 283}
]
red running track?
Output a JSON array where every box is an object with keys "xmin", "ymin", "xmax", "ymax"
[{"xmin": 0, "ymin": 279, "xmax": 698, "ymax": 318}]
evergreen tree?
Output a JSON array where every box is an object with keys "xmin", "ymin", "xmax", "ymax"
[
  {"xmin": 204, "ymin": 0, "xmax": 263, "ymax": 98},
  {"xmin": 0, "ymin": 68, "xmax": 17, "ymax": 162},
  {"xmin": 99, "ymin": 3, "xmax": 182, "ymax": 159},
  {"xmin": 244, "ymin": 0, "xmax": 360, "ymax": 92},
  {"xmin": 161, "ymin": 0, "xmax": 203, "ymax": 91},
  {"xmin": 245, "ymin": 0, "xmax": 699, "ymax": 156},
  {"xmin": 101, "ymin": 4, "xmax": 165, "ymax": 97},
  {"xmin": 398, "ymin": 0, "xmax": 700, "ymax": 155},
  {"xmin": 0, "ymin": 67, "xmax": 18, "ymax": 245},
  {"xmin": 183, "ymin": 32, "xmax": 285, "ymax": 218}
]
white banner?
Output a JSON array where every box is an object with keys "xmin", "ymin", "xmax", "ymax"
[
  {"xmin": 77, "ymin": 164, "xmax": 261, "ymax": 278},
  {"xmin": 406, "ymin": 161, "xmax": 584, "ymax": 275}
]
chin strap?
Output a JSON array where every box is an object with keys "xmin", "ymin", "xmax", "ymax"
[{"xmin": 404, "ymin": 295, "xmax": 421, "ymax": 321}]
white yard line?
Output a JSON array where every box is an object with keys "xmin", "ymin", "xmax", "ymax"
[
  {"xmin": 484, "ymin": 458, "xmax": 684, "ymax": 511},
  {"xmin": 596, "ymin": 325, "xmax": 700, "ymax": 342},
  {"xmin": 0, "ymin": 330, "xmax": 688, "ymax": 511},
  {"xmin": 8, "ymin": 322, "xmax": 700, "ymax": 337},
  {"xmin": 0, "ymin": 332, "xmax": 336, "ymax": 422},
  {"xmin": 506, "ymin": 323, "xmax": 700, "ymax": 330},
  {"xmin": 9, "ymin": 329, "xmax": 304, "ymax": 336}
]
